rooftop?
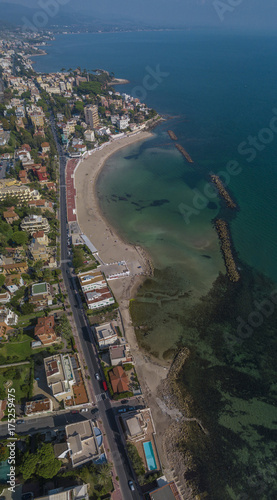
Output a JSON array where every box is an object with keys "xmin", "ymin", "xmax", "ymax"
[{"xmin": 32, "ymin": 282, "xmax": 47, "ymax": 295}]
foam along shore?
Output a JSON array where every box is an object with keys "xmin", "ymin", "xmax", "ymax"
[
  {"xmin": 74, "ymin": 131, "xmax": 153, "ymax": 273},
  {"xmin": 74, "ymin": 130, "xmax": 172, "ymax": 477}
]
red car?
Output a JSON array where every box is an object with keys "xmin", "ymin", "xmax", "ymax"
[{"xmin": 102, "ymin": 381, "xmax": 108, "ymax": 391}]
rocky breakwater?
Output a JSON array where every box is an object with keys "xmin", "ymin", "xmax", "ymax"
[
  {"xmin": 215, "ymin": 219, "xmax": 240, "ymax": 282},
  {"xmin": 175, "ymin": 143, "xmax": 194, "ymax": 163},
  {"xmin": 210, "ymin": 174, "xmax": 237, "ymax": 209},
  {"xmin": 157, "ymin": 348, "xmax": 209, "ymax": 499},
  {"xmin": 168, "ymin": 130, "xmax": 178, "ymax": 141}
]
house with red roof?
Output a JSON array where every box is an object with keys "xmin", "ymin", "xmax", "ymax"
[
  {"xmin": 41, "ymin": 142, "xmax": 50, "ymax": 153},
  {"xmin": 109, "ymin": 366, "xmax": 129, "ymax": 394},
  {"xmin": 34, "ymin": 315, "xmax": 57, "ymax": 345}
]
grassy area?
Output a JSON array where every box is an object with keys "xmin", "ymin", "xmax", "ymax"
[
  {"xmin": 0, "ymin": 335, "xmax": 64, "ymax": 366},
  {"xmin": 0, "ymin": 338, "xmax": 32, "ymax": 365},
  {"xmin": 17, "ymin": 311, "xmax": 45, "ymax": 328},
  {"xmin": 0, "ymin": 364, "xmax": 32, "ymax": 402}
]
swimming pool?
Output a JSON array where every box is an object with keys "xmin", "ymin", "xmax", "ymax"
[
  {"xmin": 0, "ymin": 460, "xmax": 9, "ymax": 483},
  {"xmin": 143, "ymin": 441, "xmax": 157, "ymax": 471}
]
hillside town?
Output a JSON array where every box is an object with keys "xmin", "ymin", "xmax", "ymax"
[{"xmin": 0, "ymin": 28, "xmax": 183, "ymax": 500}]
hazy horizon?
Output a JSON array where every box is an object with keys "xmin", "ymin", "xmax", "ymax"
[{"xmin": 0, "ymin": 0, "xmax": 277, "ymax": 30}]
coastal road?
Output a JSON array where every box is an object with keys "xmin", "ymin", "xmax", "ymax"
[
  {"xmin": 0, "ymin": 79, "xmax": 4, "ymax": 102},
  {"xmin": 49, "ymin": 115, "xmax": 141, "ymax": 500}
]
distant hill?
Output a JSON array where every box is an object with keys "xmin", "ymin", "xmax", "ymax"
[{"xmin": 0, "ymin": 1, "xmax": 159, "ymax": 32}]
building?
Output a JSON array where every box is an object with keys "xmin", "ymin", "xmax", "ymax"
[
  {"xmin": 29, "ymin": 110, "xmax": 44, "ymax": 128},
  {"xmin": 44, "ymin": 354, "xmax": 75, "ymax": 401},
  {"xmin": 32, "ymin": 230, "xmax": 49, "ymax": 245},
  {"xmin": 85, "ymin": 288, "xmax": 115, "ymax": 310},
  {"xmin": 84, "ymin": 105, "xmax": 99, "ymax": 129},
  {"xmin": 94, "ymin": 321, "xmax": 118, "ymax": 348},
  {"xmin": 3, "ymin": 207, "xmax": 19, "ymax": 224},
  {"xmin": 109, "ymin": 365, "xmax": 129, "ymax": 394},
  {"xmin": 41, "ymin": 142, "xmax": 50, "ymax": 153},
  {"xmin": 0, "ymin": 179, "xmax": 40, "ymax": 203},
  {"xmin": 30, "ymin": 282, "xmax": 53, "ymax": 310},
  {"xmin": 28, "ymin": 199, "xmax": 53, "ymax": 212},
  {"xmin": 19, "ymin": 170, "xmax": 28, "ymax": 184},
  {"xmin": 1, "ymin": 262, "xmax": 28, "ymax": 276},
  {"xmin": 147, "ymin": 482, "xmax": 182, "ymax": 500},
  {"xmin": 0, "ymin": 305, "xmax": 17, "ymax": 340},
  {"xmin": 109, "ymin": 344, "xmax": 132, "ymax": 366},
  {"xmin": 21, "ymin": 214, "xmax": 50, "ymax": 234},
  {"xmin": 65, "ymin": 420, "xmax": 104, "ymax": 468},
  {"xmin": 33, "ymin": 165, "xmax": 48, "ymax": 183},
  {"xmin": 78, "ymin": 270, "xmax": 106, "ymax": 293},
  {"xmin": 84, "ymin": 129, "xmax": 95, "ymax": 142},
  {"xmin": 0, "ymin": 291, "xmax": 10, "ymax": 304},
  {"xmin": 29, "ymin": 238, "xmax": 49, "ymax": 261},
  {"xmin": 5, "ymin": 274, "xmax": 24, "ymax": 294},
  {"xmin": 25, "ymin": 397, "xmax": 52, "ymax": 416},
  {"xmin": 116, "ymin": 117, "xmax": 129, "ymax": 130},
  {"xmin": 0, "ymin": 306, "xmax": 18, "ymax": 327},
  {"xmin": 121, "ymin": 408, "xmax": 160, "ymax": 473},
  {"xmin": 34, "ymin": 315, "xmax": 57, "ymax": 345},
  {"xmin": 34, "ymin": 484, "xmax": 89, "ymax": 500}
]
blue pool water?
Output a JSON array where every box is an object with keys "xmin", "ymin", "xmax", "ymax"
[
  {"xmin": 0, "ymin": 460, "xmax": 9, "ymax": 483},
  {"xmin": 143, "ymin": 441, "xmax": 157, "ymax": 471}
]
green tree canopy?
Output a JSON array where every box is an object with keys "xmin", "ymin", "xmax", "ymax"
[
  {"xmin": 12, "ymin": 230, "xmax": 29, "ymax": 246},
  {"xmin": 0, "ymin": 274, "xmax": 5, "ymax": 287},
  {"xmin": 20, "ymin": 444, "xmax": 61, "ymax": 480}
]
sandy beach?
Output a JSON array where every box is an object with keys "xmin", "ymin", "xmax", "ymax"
[{"xmin": 74, "ymin": 132, "xmax": 184, "ymax": 485}]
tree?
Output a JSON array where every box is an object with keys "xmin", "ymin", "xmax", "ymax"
[
  {"xmin": 37, "ymin": 444, "xmax": 61, "ymax": 479},
  {"xmin": 12, "ymin": 231, "xmax": 29, "ymax": 246},
  {"xmin": 20, "ymin": 444, "xmax": 61, "ymax": 480},
  {"xmin": 0, "ymin": 443, "xmax": 9, "ymax": 462},
  {"xmin": 97, "ymin": 463, "xmax": 112, "ymax": 487},
  {"xmin": 0, "ymin": 274, "xmax": 5, "ymax": 288},
  {"xmin": 20, "ymin": 452, "xmax": 38, "ymax": 480},
  {"xmin": 21, "ymin": 303, "xmax": 34, "ymax": 315}
]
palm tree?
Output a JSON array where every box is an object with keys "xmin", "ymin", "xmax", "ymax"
[{"xmin": 97, "ymin": 462, "xmax": 112, "ymax": 487}]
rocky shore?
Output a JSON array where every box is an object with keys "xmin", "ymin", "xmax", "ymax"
[
  {"xmin": 214, "ymin": 219, "xmax": 240, "ymax": 282},
  {"xmin": 175, "ymin": 143, "xmax": 194, "ymax": 163},
  {"xmin": 210, "ymin": 174, "xmax": 237, "ymax": 209}
]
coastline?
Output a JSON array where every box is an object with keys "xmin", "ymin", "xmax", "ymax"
[{"xmin": 74, "ymin": 131, "xmax": 184, "ymax": 486}]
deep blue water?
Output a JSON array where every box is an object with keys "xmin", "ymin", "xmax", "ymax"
[{"xmin": 34, "ymin": 30, "xmax": 277, "ymax": 499}]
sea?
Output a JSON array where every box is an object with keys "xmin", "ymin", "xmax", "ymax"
[{"xmin": 34, "ymin": 29, "xmax": 277, "ymax": 499}]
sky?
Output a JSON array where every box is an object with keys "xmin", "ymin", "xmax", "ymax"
[{"xmin": 1, "ymin": 0, "xmax": 277, "ymax": 29}]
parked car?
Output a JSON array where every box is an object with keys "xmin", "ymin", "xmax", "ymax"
[
  {"xmin": 128, "ymin": 480, "xmax": 135, "ymax": 492},
  {"xmin": 127, "ymin": 406, "xmax": 135, "ymax": 411},
  {"xmin": 102, "ymin": 380, "xmax": 108, "ymax": 391},
  {"xmin": 95, "ymin": 373, "xmax": 100, "ymax": 381},
  {"xmin": 71, "ymin": 410, "xmax": 78, "ymax": 414},
  {"xmin": 16, "ymin": 419, "xmax": 25, "ymax": 424},
  {"xmin": 81, "ymin": 408, "xmax": 89, "ymax": 412},
  {"xmin": 118, "ymin": 408, "xmax": 127, "ymax": 413}
]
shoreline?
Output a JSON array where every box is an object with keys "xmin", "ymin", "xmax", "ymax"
[{"xmin": 74, "ymin": 131, "xmax": 182, "ymax": 484}]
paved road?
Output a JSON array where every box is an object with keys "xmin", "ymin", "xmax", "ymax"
[
  {"xmin": 49, "ymin": 115, "xmax": 140, "ymax": 500},
  {"xmin": 0, "ymin": 79, "xmax": 4, "ymax": 103}
]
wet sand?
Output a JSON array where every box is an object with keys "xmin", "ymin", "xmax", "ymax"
[{"xmin": 74, "ymin": 132, "xmax": 180, "ymax": 483}]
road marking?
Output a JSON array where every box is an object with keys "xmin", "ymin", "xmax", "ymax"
[
  {"xmin": 95, "ymin": 393, "xmax": 106, "ymax": 402},
  {"xmin": 61, "ymin": 259, "xmax": 71, "ymax": 263}
]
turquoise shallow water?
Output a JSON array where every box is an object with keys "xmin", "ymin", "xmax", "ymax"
[{"xmin": 35, "ymin": 30, "xmax": 277, "ymax": 498}]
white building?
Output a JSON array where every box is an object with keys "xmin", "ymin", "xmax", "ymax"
[
  {"xmin": 116, "ymin": 117, "xmax": 129, "ymax": 130},
  {"xmin": 85, "ymin": 288, "xmax": 115, "ymax": 310},
  {"xmin": 94, "ymin": 322, "xmax": 119, "ymax": 348},
  {"xmin": 78, "ymin": 270, "xmax": 106, "ymax": 293},
  {"xmin": 84, "ymin": 129, "xmax": 95, "ymax": 142}
]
